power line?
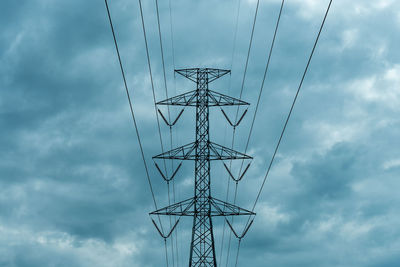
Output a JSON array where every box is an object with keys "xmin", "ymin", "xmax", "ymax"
[
  {"xmin": 137, "ymin": 0, "xmax": 169, "ymax": 175},
  {"xmin": 154, "ymin": 1, "xmax": 176, "ymax": 266},
  {"xmin": 240, "ymin": 0, "xmax": 285, "ymax": 171},
  {"xmin": 168, "ymin": 0, "xmax": 176, "ymax": 73},
  {"xmin": 229, "ymin": 0, "xmax": 242, "ymax": 74},
  {"xmin": 167, "ymin": 0, "xmax": 180, "ymax": 265},
  {"xmin": 155, "ymin": 0, "xmax": 172, "ymax": 127},
  {"xmin": 104, "ymin": 1, "xmax": 169, "ymax": 266},
  {"xmin": 229, "ymin": 1, "xmax": 286, "ymax": 266},
  {"xmin": 105, "ymin": 1, "xmax": 169, "ymax": 264},
  {"xmin": 251, "ymin": 0, "xmax": 333, "ymax": 213},
  {"xmin": 237, "ymin": 0, "xmax": 260, "ymax": 104},
  {"xmin": 223, "ymin": 1, "xmax": 261, "ymax": 265},
  {"xmin": 231, "ymin": 1, "xmax": 333, "ymax": 265},
  {"xmin": 234, "ymin": 239, "xmax": 242, "ymax": 267},
  {"xmin": 219, "ymin": 1, "xmax": 242, "ymax": 264},
  {"xmin": 104, "ymin": 0, "xmax": 159, "ymax": 215},
  {"xmin": 107, "ymin": 0, "xmax": 332, "ymax": 264}
]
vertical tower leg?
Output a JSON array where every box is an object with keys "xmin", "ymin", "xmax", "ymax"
[{"xmin": 189, "ymin": 70, "xmax": 216, "ymax": 266}]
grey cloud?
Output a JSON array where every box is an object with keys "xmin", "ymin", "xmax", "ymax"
[{"xmin": 1, "ymin": 0, "xmax": 400, "ymax": 266}]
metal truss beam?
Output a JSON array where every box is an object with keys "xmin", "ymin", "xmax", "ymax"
[
  {"xmin": 153, "ymin": 142, "xmax": 197, "ymax": 160},
  {"xmin": 156, "ymin": 89, "xmax": 249, "ymax": 107},
  {"xmin": 153, "ymin": 141, "xmax": 252, "ymax": 161},
  {"xmin": 150, "ymin": 197, "xmax": 255, "ymax": 217},
  {"xmin": 175, "ymin": 68, "xmax": 230, "ymax": 83}
]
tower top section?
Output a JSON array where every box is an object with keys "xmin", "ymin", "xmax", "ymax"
[{"xmin": 175, "ymin": 68, "xmax": 230, "ymax": 83}]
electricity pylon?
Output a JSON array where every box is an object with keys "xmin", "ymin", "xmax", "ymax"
[{"xmin": 150, "ymin": 68, "xmax": 255, "ymax": 266}]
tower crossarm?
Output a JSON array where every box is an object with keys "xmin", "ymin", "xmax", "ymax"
[
  {"xmin": 156, "ymin": 90, "xmax": 198, "ymax": 106},
  {"xmin": 175, "ymin": 68, "xmax": 230, "ymax": 83},
  {"xmin": 208, "ymin": 141, "xmax": 252, "ymax": 160},
  {"xmin": 153, "ymin": 142, "xmax": 197, "ymax": 160},
  {"xmin": 153, "ymin": 141, "xmax": 252, "ymax": 161},
  {"xmin": 207, "ymin": 90, "xmax": 249, "ymax": 106},
  {"xmin": 150, "ymin": 197, "xmax": 196, "ymax": 216},
  {"xmin": 156, "ymin": 89, "xmax": 248, "ymax": 107},
  {"xmin": 150, "ymin": 197, "xmax": 255, "ymax": 217},
  {"xmin": 209, "ymin": 197, "xmax": 255, "ymax": 216}
]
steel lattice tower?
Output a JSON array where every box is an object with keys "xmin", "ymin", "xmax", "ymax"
[{"xmin": 151, "ymin": 68, "xmax": 255, "ymax": 266}]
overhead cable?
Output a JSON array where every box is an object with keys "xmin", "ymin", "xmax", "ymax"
[
  {"xmin": 251, "ymin": 0, "xmax": 333, "ymax": 213},
  {"xmin": 234, "ymin": 1, "xmax": 333, "ymax": 266},
  {"xmin": 154, "ymin": 1, "xmax": 177, "ymax": 266},
  {"xmin": 105, "ymin": 0, "xmax": 159, "ymax": 213},
  {"xmin": 104, "ymin": 1, "xmax": 169, "ymax": 266},
  {"xmin": 218, "ymin": 0, "xmax": 243, "ymax": 264},
  {"xmin": 223, "ymin": 1, "xmax": 261, "ymax": 265}
]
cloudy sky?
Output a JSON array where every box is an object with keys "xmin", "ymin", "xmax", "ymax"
[{"xmin": 1, "ymin": 0, "xmax": 400, "ymax": 266}]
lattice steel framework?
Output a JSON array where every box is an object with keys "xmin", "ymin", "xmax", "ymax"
[{"xmin": 150, "ymin": 68, "xmax": 255, "ymax": 266}]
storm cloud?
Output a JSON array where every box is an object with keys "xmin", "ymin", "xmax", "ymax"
[{"xmin": 1, "ymin": 0, "xmax": 399, "ymax": 266}]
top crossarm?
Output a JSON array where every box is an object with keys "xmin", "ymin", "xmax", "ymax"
[{"xmin": 175, "ymin": 68, "xmax": 230, "ymax": 83}]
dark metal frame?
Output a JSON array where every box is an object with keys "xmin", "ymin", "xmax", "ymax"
[{"xmin": 150, "ymin": 68, "xmax": 255, "ymax": 266}]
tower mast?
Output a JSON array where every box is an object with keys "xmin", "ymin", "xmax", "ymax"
[{"xmin": 151, "ymin": 68, "xmax": 255, "ymax": 266}]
